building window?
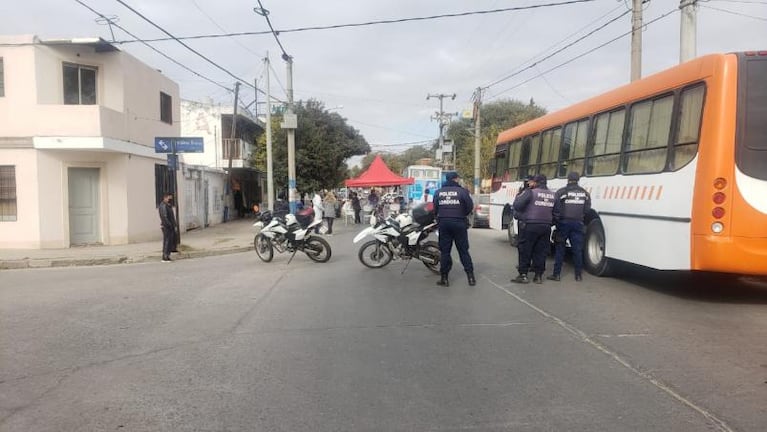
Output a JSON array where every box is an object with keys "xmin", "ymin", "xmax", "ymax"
[
  {"xmin": 63, "ymin": 63, "xmax": 97, "ymax": 105},
  {"xmin": 0, "ymin": 57, "xmax": 5, "ymax": 97},
  {"xmin": 0, "ymin": 166, "xmax": 17, "ymax": 221},
  {"xmin": 160, "ymin": 92, "xmax": 172, "ymax": 124}
]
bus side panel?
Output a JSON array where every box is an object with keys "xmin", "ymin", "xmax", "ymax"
[{"xmin": 586, "ymin": 165, "xmax": 696, "ymax": 271}]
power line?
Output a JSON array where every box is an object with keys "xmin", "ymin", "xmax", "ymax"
[
  {"xmin": 254, "ymin": 0, "xmax": 291, "ymax": 60},
  {"xmin": 371, "ymin": 139, "xmax": 435, "ymax": 148},
  {"xmin": 483, "ymin": 8, "xmax": 631, "ymax": 90},
  {"xmin": 113, "ymin": 0, "xmax": 257, "ymax": 90},
  {"xmin": 483, "ymin": 3, "xmax": 625, "ymax": 89},
  {"xmin": 489, "ymin": 8, "xmax": 679, "ymax": 99},
  {"xmin": 189, "ymin": 0, "xmax": 260, "ymax": 56},
  {"xmin": 72, "ymin": 0, "xmax": 233, "ymax": 93},
  {"xmin": 700, "ymin": 4, "xmax": 767, "ymax": 20},
  {"xmin": 116, "ymin": 0, "xmax": 598, "ymax": 44}
]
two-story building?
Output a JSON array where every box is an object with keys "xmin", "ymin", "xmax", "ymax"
[
  {"xmin": 180, "ymin": 99, "xmax": 264, "ymax": 228},
  {"xmin": 0, "ymin": 35, "xmax": 180, "ymax": 249}
]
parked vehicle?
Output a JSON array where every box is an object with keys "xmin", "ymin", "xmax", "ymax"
[
  {"xmin": 253, "ymin": 209, "xmax": 331, "ymax": 263},
  {"xmin": 469, "ymin": 194, "xmax": 491, "ymax": 228},
  {"xmin": 353, "ymin": 204, "xmax": 440, "ymax": 273}
]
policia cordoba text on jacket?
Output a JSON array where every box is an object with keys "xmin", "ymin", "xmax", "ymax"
[
  {"xmin": 511, "ymin": 174, "xmax": 554, "ymax": 284},
  {"xmin": 433, "ymin": 172, "xmax": 475, "ymax": 287}
]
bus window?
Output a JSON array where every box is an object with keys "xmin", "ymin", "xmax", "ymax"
[
  {"xmin": 539, "ymin": 127, "xmax": 562, "ymax": 179},
  {"xmin": 560, "ymin": 118, "xmax": 589, "ymax": 177},
  {"xmin": 508, "ymin": 139, "xmax": 522, "ymax": 180},
  {"xmin": 672, "ymin": 84, "xmax": 705, "ymax": 170},
  {"xmin": 588, "ymin": 108, "xmax": 624, "ymax": 176},
  {"xmin": 495, "ymin": 143, "xmax": 509, "ymax": 180},
  {"xmin": 519, "ymin": 134, "xmax": 540, "ymax": 178},
  {"xmin": 624, "ymin": 94, "xmax": 673, "ymax": 174}
]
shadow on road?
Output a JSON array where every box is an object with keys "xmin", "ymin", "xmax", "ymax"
[{"xmin": 614, "ymin": 263, "xmax": 767, "ymax": 305}]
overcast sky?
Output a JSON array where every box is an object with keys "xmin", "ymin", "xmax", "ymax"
[{"xmin": 2, "ymin": 0, "xmax": 765, "ymax": 153}]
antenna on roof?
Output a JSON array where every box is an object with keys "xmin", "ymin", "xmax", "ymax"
[{"xmin": 95, "ymin": 14, "xmax": 120, "ymax": 42}]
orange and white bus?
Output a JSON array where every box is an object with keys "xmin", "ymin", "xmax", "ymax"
[{"xmin": 488, "ymin": 52, "xmax": 767, "ymax": 276}]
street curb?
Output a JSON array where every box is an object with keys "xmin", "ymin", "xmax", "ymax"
[{"xmin": 0, "ymin": 246, "xmax": 253, "ymax": 270}]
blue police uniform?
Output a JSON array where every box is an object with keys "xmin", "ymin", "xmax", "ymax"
[
  {"xmin": 511, "ymin": 175, "xmax": 554, "ymax": 283},
  {"xmin": 549, "ymin": 172, "xmax": 591, "ymax": 281},
  {"xmin": 433, "ymin": 174, "xmax": 475, "ymax": 286}
]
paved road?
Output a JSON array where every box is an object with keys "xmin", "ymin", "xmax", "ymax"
[{"xmin": 1, "ymin": 225, "xmax": 765, "ymax": 431}]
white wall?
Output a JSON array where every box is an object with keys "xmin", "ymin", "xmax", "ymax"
[
  {"xmin": 0, "ymin": 149, "xmax": 41, "ymax": 248},
  {"xmin": 180, "ymin": 99, "xmax": 221, "ymax": 168}
]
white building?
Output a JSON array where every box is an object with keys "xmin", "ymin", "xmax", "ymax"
[
  {"xmin": 180, "ymin": 99, "xmax": 264, "ymax": 227},
  {"xmin": 0, "ymin": 35, "xmax": 181, "ymax": 249}
]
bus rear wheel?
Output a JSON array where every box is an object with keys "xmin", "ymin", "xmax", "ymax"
[{"xmin": 584, "ymin": 219, "xmax": 612, "ymax": 277}]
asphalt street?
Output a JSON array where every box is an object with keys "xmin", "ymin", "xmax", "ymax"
[{"xmin": 1, "ymin": 225, "xmax": 766, "ymax": 432}]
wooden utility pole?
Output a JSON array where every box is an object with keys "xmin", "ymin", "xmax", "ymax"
[
  {"xmin": 226, "ymin": 82, "xmax": 240, "ymax": 221},
  {"xmin": 630, "ymin": 0, "xmax": 643, "ymax": 81}
]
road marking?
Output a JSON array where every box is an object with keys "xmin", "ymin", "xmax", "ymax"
[
  {"xmin": 485, "ymin": 276, "xmax": 735, "ymax": 432},
  {"xmin": 595, "ymin": 333, "xmax": 649, "ymax": 338}
]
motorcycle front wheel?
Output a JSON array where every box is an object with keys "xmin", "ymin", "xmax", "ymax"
[
  {"xmin": 304, "ymin": 236, "xmax": 332, "ymax": 263},
  {"xmin": 419, "ymin": 240, "xmax": 441, "ymax": 274},
  {"xmin": 358, "ymin": 240, "xmax": 393, "ymax": 269},
  {"xmin": 254, "ymin": 233, "xmax": 274, "ymax": 262}
]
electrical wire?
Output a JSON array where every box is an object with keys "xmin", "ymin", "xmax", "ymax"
[
  {"xmin": 489, "ymin": 8, "xmax": 679, "ymax": 99},
  {"xmin": 483, "ymin": 8, "xmax": 631, "ymax": 90},
  {"xmin": 699, "ymin": 4, "xmax": 767, "ymax": 20},
  {"xmin": 255, "ymin": 0, "xmax": 291, "ymax": 60},
  {"xmin": 116, "ymin": 0, "xmax": 598, "ymax": 44},
  {"xmin": 484, "ymin": 3, "xmax": 625, "ymax": 89},
  {"xmin": 189, "ymin": 0, "xmax": 260, "ymax": 56},
  {"xmin": 113, "ymin": 0, "xmax": 257, "ymax": 91},
  {"xmin": 72, "ymin": 0, "xmax": 233, "ymax": 93}
]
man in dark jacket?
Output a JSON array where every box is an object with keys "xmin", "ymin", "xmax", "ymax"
[
  {"xmin": 351, "ymin": 192, "xmax": 362, "ymax": 224},
  {"xmin": 511, "ymin": 174, "xmax": 554, "ymax": 284},
  {"xmin": 158, "ymin": 192, "xmax": 177, "ymax": 262},
  {"xmin": 433, "ymin": 172, "xmax": 475, "ymax": 287},
  {"xmin": 548, "ymin": 172, "xmax": 591, "ymax": 281}
]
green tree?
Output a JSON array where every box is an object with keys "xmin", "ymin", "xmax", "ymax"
[
  {"xmin": 448, "ymin": 98, "xmax": 546, "ymax": 191},
  {"xmin": 251, "ymin": 99, "xmax": 370, "ymax": 196}
]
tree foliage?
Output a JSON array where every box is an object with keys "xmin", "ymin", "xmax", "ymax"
[
  {"xmin": 448, "ymin": 99, "xmax": 546, "ymax": 190},
  {"xmin": 250, "ymin": 99, "xmax": 370, "ymax": 195}
]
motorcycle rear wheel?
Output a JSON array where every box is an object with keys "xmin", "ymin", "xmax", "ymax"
[
  {"xmin": 254, "ymin": 234, "xmax": 274, "ymax": 262},
  {"xmin": 304, "ymin": 236, "xmax": 332, "ymax": 263},
  {"xmin": 419, "ymin": 241, "xmax": 441, "ymax": 274},
  {"xmin": 358, "ymin": 240, "xmax": 393, "ymax": 269}
]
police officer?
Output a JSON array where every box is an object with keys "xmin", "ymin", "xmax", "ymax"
[
  {"xmin": 433, "ymin": 172, "xmax": 475, "ymax": 287},
  {"xmin": 548, "ymin": 172, "xmax": 591, "ymax": 282},
  {"xmin": 511, "ymin": 174, "xmax": 554, "ymax": 284},
  {"xmin": 513, "ymin": 175, "xmax": 534, "ymax": 271}
]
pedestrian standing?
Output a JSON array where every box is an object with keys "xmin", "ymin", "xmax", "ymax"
[
  {"xmin": 323, "ymin": 191, "xmax": 337, "ymax": 235},
  {"xmin": 312, "ymin": 190, "xmax": 323, "ymax": 233},
  {"xmin": 351, "ymin": 192, "xmax": 362, "ymax": 224},
  {"xmin": 513, "ymin": 175, "xmax": 534, "ymax": 271},
  {"xmin": 433, "ymin": 172, "xmax": 475, "ymax": 287},
  {"xmin": 511, "ymin": 174, "xmax": 554, "ymax": 284},
  {"xmin": 158, "ymin": 192, "xmax": 177, "ymax": 262},
  {"xmin": 548, "ymin": 172, "xmax": 591, "ymax": 282}
]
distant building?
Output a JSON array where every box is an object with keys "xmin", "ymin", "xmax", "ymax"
[
  {"xmin": 179, "ymin": 99, "xmax": 264, "ymax": 227},
  {"xmin": 0, "ymin": 35, "xmax": 180, "ymax": 249}
]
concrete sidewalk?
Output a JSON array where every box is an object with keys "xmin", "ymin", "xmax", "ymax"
[{"xmin": 0, "ymin": 218, "xmax": 259, "ymax": 270}]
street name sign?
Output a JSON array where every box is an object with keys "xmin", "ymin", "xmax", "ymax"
[{"xmin": 154, "ymin": 137, "xmax": 204, "ymax": 153}]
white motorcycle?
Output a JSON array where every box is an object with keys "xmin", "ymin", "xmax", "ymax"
[
  {"xmin": 353, "ymin": 210, "xmax": 440, "ymax": 273},
  {"xmin": 252, "ymin": 209, "xmax": 331, "ymax": 263}
]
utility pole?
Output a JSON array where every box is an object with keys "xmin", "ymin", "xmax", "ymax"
[
  {"xmin": 264, "ymin": 53, "xmax": 274, "ymax": 212},
  {"xmin": 226, "ymin": 82, "xmax": 240, "ymax": 221},
  {"xmin": 473, "ymin": 87, "xmax": 483, "ymax": 195},
  {"xmin": 427, "ymin": 93, "xmax": 456, "ymax": 170},
  {"xmin": 281, "ymin": 54, "xmax": 298, "ymax": 214},
  {"xmin": 630, "ymin": 0, "xmax": 643, "ymax": 81},
  {"xmin": 680, "ymin": 0, "xmax": 697, "ymax": 63}
]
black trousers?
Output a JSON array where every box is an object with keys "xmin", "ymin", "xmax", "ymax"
[
  {"xmin": 517, "ymin": 223, "xmax": 550, "ymax": 275},
  {"xmin": 354, "ymin": 208, "xmax": 361, "ymax": 223},
  {"xmin": 438, "ymin": 218, "xmax": 474, "ymax": 275},
  {"xmin": 162, "ymin": 226, "xmax": 175, "ymax": 258}
]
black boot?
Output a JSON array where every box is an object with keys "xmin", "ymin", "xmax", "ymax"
[
  {"xmin": 436, "ymin": 273, "xmax": 449, "ymax": 286},
  {"xmin": 467, "ymin": 272, "xmax": 476, "ymax": 286}
]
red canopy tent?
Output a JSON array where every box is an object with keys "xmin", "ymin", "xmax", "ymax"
[{"xmin": 345, "ymin": 155, "xmax": 414, "ymax": 187}]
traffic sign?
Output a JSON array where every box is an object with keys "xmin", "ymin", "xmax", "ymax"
[{"xmin": 154, "ymin": 137, "xmax": 204, "ymax": 153}]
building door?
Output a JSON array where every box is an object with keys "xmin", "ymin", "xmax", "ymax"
[{"xmin": 68, "ymin": 167, "xmax": 100, "ymax": 245}]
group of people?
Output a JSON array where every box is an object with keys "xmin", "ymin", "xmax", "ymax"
[
  {"xmin": 158, "ymin": 173, "xmax": 592, "ymax": 284},
  {"xmin": 511, "ymin": 171, "xmax": 592, "ymax": 284}
]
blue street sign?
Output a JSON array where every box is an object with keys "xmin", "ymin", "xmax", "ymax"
[
  {"xmin": 154, "ymin": 137, "xmax": 204, "ymax": 153},
  {"xmin": 167, "ymin": 154, "xmax": 179, "ymax": 170}
]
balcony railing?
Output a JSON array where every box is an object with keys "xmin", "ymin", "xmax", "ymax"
[{"xmin": 222, "ymin": 138, "xmax": 248, "ymax": 160}]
